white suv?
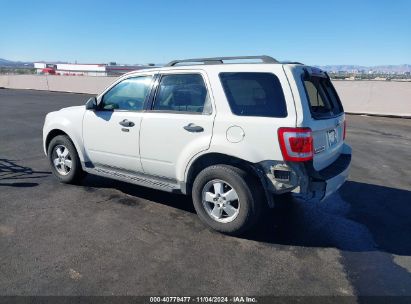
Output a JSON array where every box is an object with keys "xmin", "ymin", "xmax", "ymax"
[{"xmin": 43, "ymin": 56, "xmax": 351, "ymax": 235}]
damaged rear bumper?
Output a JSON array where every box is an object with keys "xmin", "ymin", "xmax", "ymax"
[
  {"xmin": 258, "ymin": 143, "xmax": 352, "ymax": 203},
  {"xmin": 298, "ymin": 144, "xmax": 351, "ymax": 201}
]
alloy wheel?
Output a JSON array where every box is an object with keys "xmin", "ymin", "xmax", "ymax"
[
  {"xmin": 52, "ymin": 144, "xmax": 72, "ymax": 176},
  {"xmin": 201, "ymin": 179, "xmax": 240, "ymax": 223}
]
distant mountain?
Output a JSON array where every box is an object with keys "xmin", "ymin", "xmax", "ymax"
[
  {"xmin": 316, "ymin": 64, "xmax": 411, "ymax": 73},
  {"xmin": 1, "ymin": 58, "xmax": 410, "ymax": 73},
  {"xmin": 0, "ymin": 58, "xmax": 34, "ymax": 68}
]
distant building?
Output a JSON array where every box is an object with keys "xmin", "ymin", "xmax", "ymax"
[{"xmin": 33, "ymin": 62, "xmax": 153, "ymax": 76}]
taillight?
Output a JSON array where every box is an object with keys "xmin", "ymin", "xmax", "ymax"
[
  {"xmin": 343, "ymin": 120, "xmax": 347, "ymax": 140},
  {"xmin": 278, "ymin": 128, "xmax": 313, "ymax": 162}
]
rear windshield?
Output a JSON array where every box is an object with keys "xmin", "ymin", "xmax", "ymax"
[
  {"xmin": 302, "ymin": 76, "xmax": 344, "ymax": 119},
  {"xmin": 219, "ymin": 72, "xmax": 287, "ymax": 118}
]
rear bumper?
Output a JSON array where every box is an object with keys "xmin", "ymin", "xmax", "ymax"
[
  {"xmin": 293, "ymin": 143, "xmax": 352, "ymax": 201},
  {"xmin": 322, "ymin": 156, "xmax": 350, "ymax": 200},
  {"xmin": 255, "ymin": 143, "xmax": 351, "ymax": 205}
]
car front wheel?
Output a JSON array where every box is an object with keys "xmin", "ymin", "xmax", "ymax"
[{"xmin": 48, "ymin": 135, "xmax": 84, "ymax": 184}]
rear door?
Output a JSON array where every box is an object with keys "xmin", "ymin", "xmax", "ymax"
[
  {"xmin": 298, "ymin": 67, "xmax": 345, "ymax": 170},
  {"xmin": 139, "ymin": 71, "xmax": 215, "ymax": 180}
]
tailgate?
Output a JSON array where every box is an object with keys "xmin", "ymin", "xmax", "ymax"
[
  {"xmin": 311, "ymin": 116, "xmax": 345, "ymax": 170},
  {"xmin": 300, "ymin": 67, "xmax": 346, "ymax": 171}
]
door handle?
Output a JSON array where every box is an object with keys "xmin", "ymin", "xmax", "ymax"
[
  {"xmin": 119, "ymin": 119, "xmax": 135, "ymax": 127},
  {"xmin": 183, "ymin": 123, "xmax": 204, "ymax": 133}
]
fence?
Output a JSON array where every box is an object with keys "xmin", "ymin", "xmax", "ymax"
[{"xmin": 0, "ymin": 75, "xmax": 410, "ymax": 117}]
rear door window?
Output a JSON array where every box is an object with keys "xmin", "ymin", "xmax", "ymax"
[
  {"xmin": 152, "ymin": 74, "xmax": 212, "ymax": 114},
  {"xmin": 303, "ymin": 76, "xmax": 343, "ymax": 119},
  {"xmin": 219, "ymin": 72, "xmax": 287, "ymax": 118}
]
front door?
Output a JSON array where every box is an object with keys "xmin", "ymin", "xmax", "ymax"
[
  {"xmin": 83, "ymin": 75, "xmax": 154, "ymax": 172},
  {"xmin": 139, "ymin": 72, "xmax": 215, "ymax": 180}
]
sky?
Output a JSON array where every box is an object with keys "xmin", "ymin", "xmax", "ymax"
[{"xmin": 1, "ymin": 0, "xmax": 410, "ymax": 66}]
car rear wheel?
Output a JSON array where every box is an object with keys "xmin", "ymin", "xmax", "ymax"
[
  {"xmin": 48, "ymin": 135, "xmax": 84, "ymax": 184},
  {"xmin": 192, "ymin": 165, "xmax": 263, "ymax": 235}
]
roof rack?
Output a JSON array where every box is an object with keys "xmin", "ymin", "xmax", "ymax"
[{"xmin": 166, "ymin": 55, "xmax": 279, "ymax": 67}]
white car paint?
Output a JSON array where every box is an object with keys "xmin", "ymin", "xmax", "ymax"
[
  {"xmin": 43, "ymin": 60, "xmax": 351, "ymax": 203},
  {"xmin": 83, "ymin": 110, "xmax": 144, "ymax": 172},
  {"xmin": 139, "ymin": 70, "xmax": 216, "ymax": 180},
  {"xmin": 43, "ymin": 106, "xmax": 87, "ymax": 161}
]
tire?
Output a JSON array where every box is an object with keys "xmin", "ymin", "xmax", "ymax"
[
  {"xmin": 47, "ymin": 135, "xmax": 84, "ymax": 184},
  {"xmin": 192, "ymin": 165, "xmax": 264, "ymax": 235}
]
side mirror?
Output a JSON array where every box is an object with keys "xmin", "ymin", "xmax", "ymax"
[{"xmin": 85, "ymin": 97, "xmax": 98, "ymax": 110}]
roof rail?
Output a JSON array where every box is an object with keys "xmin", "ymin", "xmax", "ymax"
[
  {"xmin": 281, "ymin": 61, "xmax": 304, "ymax": 65},
  {"xmin": 166, "ymin": 55, "xmax": 279, "ymax": 67}
]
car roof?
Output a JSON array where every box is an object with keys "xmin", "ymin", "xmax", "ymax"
[{"xmin": 122, "ymin": 56, "xmax": 305, "ymax": 77}]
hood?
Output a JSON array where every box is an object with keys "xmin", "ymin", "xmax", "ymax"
[
  {"xmin": 59, "ymin": 105, "xmax": 86, "ymax": 112},
  {"xmin": 45, "ymin": 105, "xmax": 86, "ymax": 121}
]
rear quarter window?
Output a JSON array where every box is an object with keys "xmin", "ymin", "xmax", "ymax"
[{"xmin": 219, "ymin": 72, "xmax": 287, "ymax": 118}]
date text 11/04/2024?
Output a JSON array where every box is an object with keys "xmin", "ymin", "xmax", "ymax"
[{"xmin": 149, "ymin": 296, "xmax": 257, "ymax": 303}]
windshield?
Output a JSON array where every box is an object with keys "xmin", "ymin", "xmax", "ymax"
[{"xmin": 302, "ymin": 76, "xmax": 344, "ymax": 119}]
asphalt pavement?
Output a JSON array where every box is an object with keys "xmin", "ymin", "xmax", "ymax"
[{"xmin": 1, "ymin": 89, "xmax": 411, "ymax": 297}]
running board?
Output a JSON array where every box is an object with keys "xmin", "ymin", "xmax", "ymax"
[{"xmin": 84, "ymin": 164, "xmax": 182, "ymax": 193}]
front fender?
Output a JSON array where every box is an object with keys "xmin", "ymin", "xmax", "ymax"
[{"xmin": 43, "ymin": 110, "xmax": 86, "ymax": 162}]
